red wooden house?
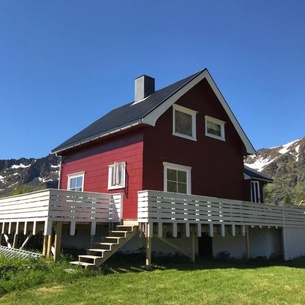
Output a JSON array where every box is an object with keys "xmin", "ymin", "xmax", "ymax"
[
  {"xmin": 53, "ymin": 69, "xmax": 264, "ymax": 211},
  {"xmin": 2, "ymin": 68, "xmax": 305, "ymax": 267},
  {"xmin": 51, "ymin": 69, "xmax": 278, "ymax": 265}
]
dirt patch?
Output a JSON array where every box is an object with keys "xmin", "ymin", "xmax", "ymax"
[{"xmin": 36, "ymin": 286, "xmax": 64, "ymax": 293}]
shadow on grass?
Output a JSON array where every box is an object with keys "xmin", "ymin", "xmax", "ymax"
[{"xmin": 98, "ymin": 251, "xmax": 305, "ymax": 275}]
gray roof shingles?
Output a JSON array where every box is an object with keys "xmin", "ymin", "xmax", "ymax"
[{"xmin": 52, "ymin": 70, "xmax": 203, "ymax": 153}]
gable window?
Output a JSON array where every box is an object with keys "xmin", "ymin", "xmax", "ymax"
[
  {"xmin": 68, "ymin": 172, "xmax": 84, "ymax": 191},
  {"xmin": 173, "ymin": 104, "xmax": 197, "ymax": 141},
  {"xmin": 163, "ymin": 162, "xmax": 191, "ymax": 194},
  {"xmin": 251, "ymin": 181, "xmax": 261, "ymax": 203},
  {"xmin": 108, "ymin": 162, "xmax": 126, "ymax": 190},
  {"xmin": 205, "ymin": 116, "xmax": 225, "ymax": 141}
]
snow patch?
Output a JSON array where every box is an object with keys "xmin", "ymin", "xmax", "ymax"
[
  {"xmin": 38, "ymin": 177, "xmax": 53, "ymax": 183},
  {"xmin": 278, "ymin": 139, "xmax": 300, "ymax": 154},
  {"xmin": 0, "ymin": 175, "xmax": 5, "ymax": 182},
  {"xmin": 245, "ymin": 156, "xmax": 275, "ymax": 172},
  {"xmin": 11, "ymin": 163, "xmax": 31, "ymax": 169},
  {"xmin": 295, "ymin": 145, "xmax": 300, "ymax": 162},
  {"xmin": 50, "ymin": 165, "xmax": 59, "ymax": 168}
]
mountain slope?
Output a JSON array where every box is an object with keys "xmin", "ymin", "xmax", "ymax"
[
  {"xmin": 0, "ymin": 154, "xmax": 59, "ymax": 197},
  {"xmin": 245, "ymin": 136, "xmax": 305, "ymax": 205},
  {"xmin": 1, "ymin": 137, "xmax": 305, "ymax": 204}
]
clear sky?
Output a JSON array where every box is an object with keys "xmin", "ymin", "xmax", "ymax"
[{"xmin": 1, "ymin": 1, "xmax": 305, "ymax": 159}]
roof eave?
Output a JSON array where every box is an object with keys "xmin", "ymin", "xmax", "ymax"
[{"xmin": 52, "ymin": 120, "xmax": 143, "ymax": 155}]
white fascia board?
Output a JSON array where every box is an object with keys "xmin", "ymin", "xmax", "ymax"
[{"xmin": 142, "ymin": 69, "xmax": 256, "ymax": 155}]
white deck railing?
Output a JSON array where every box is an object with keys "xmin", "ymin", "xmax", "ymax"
[
  {"xmin": 0, "ymin": 189, "xmax": 122, "ymax": 235},
  {"xmin": 138, "ymin": 190, "xmax": 305, "ymax": 236}
]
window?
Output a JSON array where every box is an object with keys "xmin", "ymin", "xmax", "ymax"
[
  {"xmin": 163, "ymin": 162, "xmax": 191, "ymax": 194},
  {"xmin": 68, "ymin": 172, "xmax": 84, "ymax": 191},
  {"xmin": 108, "ymin": 162, "xmax": 126, "ymax": 190},
  {"xmin": 173, "ymin": 104, "xmax": 197, "ymax": 141},
  {"xmin": 251, "ymin": 181, "xmax": 261, "ymax": 203},
  {"xmin": 205, "ymin": 116, "xmax": 225, "ymax": 141}
]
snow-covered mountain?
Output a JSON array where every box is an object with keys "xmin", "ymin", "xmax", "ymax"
[
  {"xmin": 245, "ymin": 136, "xmax": 305, "ymax": 204},
  {"xmin": 0, "ymin": 154, "xmax": 59, "ymax": 197}
]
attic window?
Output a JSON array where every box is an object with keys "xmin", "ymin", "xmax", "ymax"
[
  {"xmin": 108, "ymin": 162, "xmax": 126, "ymax": 190},
  {"xmin": 205, "ymin": 116, "xmax": 225, "ymax": 141},
  {"xmin": 173, "ymin": 104, "xmax": 197, "ymax": 141}
]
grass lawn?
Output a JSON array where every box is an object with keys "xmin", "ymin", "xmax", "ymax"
[{"xmin": 1, "ymin": 256, "xmax": 305, "ymax": 304}]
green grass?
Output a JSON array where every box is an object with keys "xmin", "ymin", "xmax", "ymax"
[{"xmin": 2, "ymin": 255, "xmax": 305, "ymax": 304}]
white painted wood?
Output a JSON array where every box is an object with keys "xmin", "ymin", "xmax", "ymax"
[
  {"xmin": 138, "ymin": 190, "xmax": 305, "ymax": 229},
  {"xmin": 158, "ymin": 222, "xmax": 162, "ymax": 237},
  {"xmin": 0, "ymin": 189, "xmax": 123, "ymax": 226},
  {"xmin": 232, "ymin": 224, "xmax": 236, "ymax": 237},
  {"xmin": 197, "ymin": 223, "xmax": 202, "ymax": 237},
  {"xmin": 90, "ymin": 222, "xmax": 96, "ymax": 236},
  {"xmin": 33, "ymin": 221, "xmax": 37, "ymax": 235},
  {"xmin": 70, "ymin": 221, "xmax": 76, "ymax": 236},
  {"xmin": 185, "ymin": 223, "xmax": 190, "ymax": 237},
  {"xmin": 283, "ymin": 227, "xmax": 305, "ymax": 260}
]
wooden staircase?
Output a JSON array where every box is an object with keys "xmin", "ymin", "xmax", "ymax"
[{"xmin": 70, "ymin": 225, "xmax": 138, "ymax": 268}]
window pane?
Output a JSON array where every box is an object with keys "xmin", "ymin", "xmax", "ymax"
[
  {"xmin": 207, "ymin": 121, "xmax": 221, "ymax": 136},
  {"xmin": 177, "ymin": 182, "xmax": 187, "ymax": 194},
  {"xmin": 108, "ymin": 162, "xmax": 126, "ymax": 189},
  {"xmin": 167, "ymin": 181, "xmax": 177, "ymax": 192},
  {"xmin": 69, "ymin": 176, "xmax": 83, "ymax": 191},
  {"xmin": 167, "ymin": 169, "xmax": 177, "ymax": 181},
  {"xmin": 178, "ymin": 170, "xmax": 187, "ymax": 183},
  {"xmin": 175, "ymin": 110, "xmax": 192, "ymax": 136}
]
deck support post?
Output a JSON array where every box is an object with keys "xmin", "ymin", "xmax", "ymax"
[
  {"xmin": 146, "ymin": 237, "xmax": 152, "ymax": 267},
  {"xmin": 12, "ymin": 232, "xmax": 18, "ymax": 249},
  {"xmin": 42, "ymin": 235, "xmax": 48, "ymax": 256},
  {"xmin": 54, "ymin": 222, "xmax": 62, "ymax": 261},
  {"xmin": 46, "ymin": 234, "xmax": 52, "ymax": 258},
  {"xmin": 0, "ymin": 232, "xmax": 2, "ymax": 246},
  {"xmin": 191, "ymin": 229, "xmax": 196, "ymax": 263},
  {"xmin": 20, "ymin": 233, "xmax": 33, "ymax": 250},
  {"xmin": 245, "ymin": 226, "xmax": 250, "ymax": 259}
]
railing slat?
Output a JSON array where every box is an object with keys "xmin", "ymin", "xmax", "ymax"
[{"xmin": 138, "ymin": 190, "xmax": 305, "ymax": 229}]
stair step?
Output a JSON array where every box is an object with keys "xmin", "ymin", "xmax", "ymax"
[
  {"xmin": 110, "ymin": 231, "xmax": 128, "ymax": 237},
  {"xmin": 94, "ymin": 243, "xmax": 114, "ymax": 250},
  {"xmin": 70, "ymin": 261, "xmax": 95, "ymax": 267},
  {"xmin": 70, "ymin": 225, "xmax": 138, "ymax": 268},
  {"xmin": 104, "ymin": 236, "xmax": 122, "ymax": 243},
  {"xmin": 87, "ymin": 249, "xmax": 109, "ymax": 256},
  {"xmin": 116, "ymin": 225, "xmax": 136, "ymax": 232},
  {"xmin": 79, "ymin": 255, "xmax": 101, "ymax": 259}
]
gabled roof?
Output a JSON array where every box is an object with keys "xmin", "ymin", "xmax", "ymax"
[
  {"xmin": 52, "ymin": 69, "xmax": 256, "ymax": 155},
  {"xmin": 244, "ymin": 165, "xmax": 273, "ymax": 183}
]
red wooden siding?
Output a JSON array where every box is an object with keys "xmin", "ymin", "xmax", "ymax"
[
  {"xmin": 59, "ymin": 130, "xmax": 144, "ymax": 219},
  {"xmin": 143, "ymin": 78, "xmax": 248, "ymax": 200}
]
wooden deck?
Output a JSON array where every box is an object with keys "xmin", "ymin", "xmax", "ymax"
[
  {"xmin": 137, "ymin": 190, "xmax": 305, "ymax": 238},
  {"xmin": 0, "ymin": 189, "xmax": 122, "ymax": 236}
]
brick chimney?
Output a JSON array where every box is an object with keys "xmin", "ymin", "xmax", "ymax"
[{"xmin": 134, "ymin": 75, "xmax": 155, "ymax": 102}]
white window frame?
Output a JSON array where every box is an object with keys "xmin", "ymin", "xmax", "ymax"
[
  {"xmin": 163, "ymin": 162, "xmax": 192, "ymax": 194},
  {"xmin": 108, "ymin": 162, "xmax": 126, "ymax": 190},
  {"xmin": 173, "ymin": 104, "xmax": 197, "ymax": 141},
  {"xmin": 251, "ymin": 181, "xmax": 261, "ymax": 203},
  {"xmin": 67, "ymin": 172, "xmax": 85, "ymax": 192},
  {"xmin": 205, "ymin": 115, "xmax": 226, "ymax": 141}
]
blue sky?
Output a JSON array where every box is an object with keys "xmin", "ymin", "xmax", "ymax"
[{"xmin": 1, "ymin": 1, "xmax": 305, "ymax": 159}]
